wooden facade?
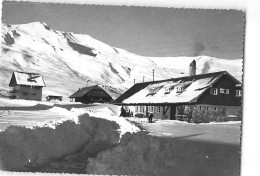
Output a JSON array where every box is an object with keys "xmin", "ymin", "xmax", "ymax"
[
  {"xmin": 197, "ymin": 74, "xmax": 242, "ymax": 106},
  {"xmin": 69, "ymin": 85, "xmax": 113, "ymax": 104},
  {"xmin": 46, "ymin": 95, "xmax": 63, "ymax": 101}
]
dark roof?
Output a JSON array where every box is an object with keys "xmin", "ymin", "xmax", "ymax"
[
  {"xmin": 69, "ymin": 85, "xmax": 112, "ymax": 98},
  {"xmin": 46, "ymin": 95, "xmax": 63, "ymax": 98},
  {"xmin": 113, "ymin": 71, "xmax": 241, "ymax": 104}
]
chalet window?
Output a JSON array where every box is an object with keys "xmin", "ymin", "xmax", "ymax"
[
  {"xmin": 135, "ymin": 106, "xmax": 139, "ymax": 112},
  {"xmin": 236, "ymin": 90, "xmax": 242, "ymax": 97},
  {"xmin": 164, "ymin": 87, "xmax": 173, "ymax": 94},
  {"xmin": 149, "ymin": 89, "xmax": 156, "ymax": 94},
  {"xmin": 210, "ymin": 88, "xmax": 218, "ymax": 95},
  {"xmin": 176, "ymin": 87, "xmax": 184, "ymax": 93},
  {"xmin": 219, "ymin": 88, "xmax": 229, "ymax": 94},
  {"xmin": 140, "ymin": 106, "xmax": 145, "ymax": 113},
  {"xmin": 156, "ymin": 106, "xmax": 161, "ymax": 113},
  {"xmin": 148, "ymin": 86, "xmax": 162, "ymax": 95},
  {"xmin": 148, "ymin": 106, "xmax": 154, "ymax": 112}
]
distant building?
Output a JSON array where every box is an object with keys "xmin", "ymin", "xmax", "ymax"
[
  {"xmin": 114, "ymin": 61, "xmax": 242, "ymax": 121},
  {"xmin": 46, "ymin": 95, "xmax": 62, "ymax": 101},
  {"xmin": 69, "ymin": 85, "xmax": 113, "ymax": 104},
  {"xmin": 9, "ymin": 71, "xmax": 46, "ymax": 101}
]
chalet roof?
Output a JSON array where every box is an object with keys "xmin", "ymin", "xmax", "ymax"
[
  {"xmin": 114, "ymin": 71, "xmax": 241, "ymax": 105},
  {"xmin": 9, "ymin": 71, "xmax": 46, "ymax": 87},
  {"xmin": 46, "ymin": 95, "xmax": 63, "ymax": 98},
  {"xmin": 69, "ymin": 85, "xmax": 111, "ymax": 98}
]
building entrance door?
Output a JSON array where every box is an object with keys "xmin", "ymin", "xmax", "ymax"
[{"xmin": 170, "ymin": 105, "xmax": 176, "ymax": 120}]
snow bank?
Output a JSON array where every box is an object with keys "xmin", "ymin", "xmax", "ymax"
[
  {"xmin": 0, "ymin": 113, "xmax": 122, "ymax": 171},
  {"xmin": 0, "ymin": 98, "xmax": 38, "ymax": 107},
  {"xmin": 86, "ymin": 131, "xmax": 176, "ymax": 175},
  {"xmin": 71, "ymin": 108, "xmax": 140, "ymax": 137}
]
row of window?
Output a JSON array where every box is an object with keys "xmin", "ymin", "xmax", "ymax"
[
  {"xmin": 22, "ymin": 92, "xmax": 37, "ymax": 96},
  {"xmin": 135, "ymin": 106, "xmax": 161, "ymax": 113},
  {"xmin": 149, "ymin": 84, "xmax": 187, "ymax": 95},
  {"xmin": 210, "ymin": 88, "xmax": 242, "ymax": 97},
  {"xmin": 194, "ymin": 105, "xmax": 218, "ymax": 111}
]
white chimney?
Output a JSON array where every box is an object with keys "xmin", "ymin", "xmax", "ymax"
[{"xmin": 189, "ymin": 60, "xmax": 196, "ymax": 76}]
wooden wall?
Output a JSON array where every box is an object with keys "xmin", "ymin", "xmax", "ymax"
[
  {"xmin": 198, "ymin": 75, "xmax": 242, "ymax": 106},
  {"xmin": 75, "ymin": 89, "xmax": 112, "ymax": 104}
]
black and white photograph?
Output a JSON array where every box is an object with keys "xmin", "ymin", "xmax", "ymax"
[{"xmin": 0, "ymin": 0, "xmax": 251, "ymax": 175}]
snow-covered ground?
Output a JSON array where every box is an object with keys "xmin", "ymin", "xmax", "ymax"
[
  {"xmin": 126, "ymin": 117, "xmax": 241, "ymax": 144},
  {"xmin": 0, "ymin": 100, "xmax": 240, "ymax": 175}
]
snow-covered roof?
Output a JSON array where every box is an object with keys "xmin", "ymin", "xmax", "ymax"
[
  {"xmin": 114, "ymin": 71, "xmax": 241, "ymax": 105},
  {"xmin": 9, "ymin": 71, "xmax": 46, "ymax": 87}
]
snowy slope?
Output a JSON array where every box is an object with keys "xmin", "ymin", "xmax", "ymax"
[{"xmin": 0, "ymin": 22, "xmax": 243, "ymax": 100}]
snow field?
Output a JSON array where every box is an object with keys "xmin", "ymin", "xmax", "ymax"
[{"xmin": 0, "ymin": 98, "xmax": 39, "ymax": 107}]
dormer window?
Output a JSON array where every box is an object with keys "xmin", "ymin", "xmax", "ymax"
[
  {"xmin": 176, "ymin": 87, "xmax": 184, "ymax": 93},
  {"xmin": 147, "ymin": 85, "xmax": 163, "ymax": 96},
  {"xmin": 149, "ymin": 89, "xmax": 157, "ymax": 95},
  {"xmin": 219, "ymin": 88, "xmax": 229, "ymax": 94},
  {"xmin": 236, "ymin": 90, "xmax": 242, "ymax": 97},
  {"xmin": 164, "ymin": 87, "xmax": 173, "ymax": 94},
  {"xmin": 210, "ymin": 88, "xmax": 218, "ymax": 95}
]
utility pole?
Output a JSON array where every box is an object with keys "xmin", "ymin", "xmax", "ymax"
[
  {"xmin": 134, "ymin": 79, "xmax": 136, "ymax": 85},
  {"xmin": 143, "ymin": 76, "xmax": 145, "ymax": 83},
  {"xmin": 152, "ymin": 69, "xmax": 155, "ymax": 82}
]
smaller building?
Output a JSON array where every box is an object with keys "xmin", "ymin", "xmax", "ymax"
[
  {"xmin": 46, "ymin": 95, "xmax": 62, "ymax": 101},
  {"xmin": 9, "ymin": 71, "xmax": 46, "ymax": 101},
  {"xmin": 69, "ymin": 85, "xmax": 113, "ymax": 104}
]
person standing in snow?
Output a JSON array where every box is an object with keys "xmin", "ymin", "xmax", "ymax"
[
  {"xmin": 149, "ymin": 113, "xmax": 153, "ymax": 123},
  {"xmin": 120, "ymin": 106, "xmax": 126, "ymax": 117}
]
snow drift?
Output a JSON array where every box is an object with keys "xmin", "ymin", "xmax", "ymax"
[
  {"xmin": 86, "ymin": 131, "xmax": 176, "ymax": 175},
  {"xmin": 0, "ymin": 113, "xmax": 125, "ymax": 171}
]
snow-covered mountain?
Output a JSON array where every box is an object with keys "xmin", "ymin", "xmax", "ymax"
[{"xmin": 0, "ymin": 22, "xmax": 243, "ymax": 100}]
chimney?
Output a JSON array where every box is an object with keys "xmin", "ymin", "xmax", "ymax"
[{"xmin": 189, "ymin": 60, "xmax": 196, "ymax": 76}]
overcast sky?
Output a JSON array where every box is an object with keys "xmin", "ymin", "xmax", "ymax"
[{"xmin": 2, "ymin": 1, "xmax": 245, "ymax": 59}]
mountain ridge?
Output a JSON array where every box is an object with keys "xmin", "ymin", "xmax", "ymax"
[{"xmin": 0, "ymin": 22, "xmax": 243, "ymax": 100}]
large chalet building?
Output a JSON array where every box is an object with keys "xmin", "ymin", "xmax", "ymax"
[
  {"xmin": 114, "ymin": 60, "xmax": 242, "ymax": 121},
  {"xmin": 9, "ymin": 71, "xmax": 46, "ymax": 101}
]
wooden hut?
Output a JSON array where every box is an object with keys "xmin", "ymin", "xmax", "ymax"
[
  {"xmin": 69, "ymin": 85, "xmax": 113, "ymax": 104},
  {"xmin": 46, "ymin": 95, "xmax": 62, "ymax": 101}
]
